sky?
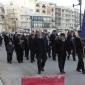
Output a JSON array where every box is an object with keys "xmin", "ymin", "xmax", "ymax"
[{"xmin": 0, "ymin": 0, "xmax": 85, "ymax": 13}]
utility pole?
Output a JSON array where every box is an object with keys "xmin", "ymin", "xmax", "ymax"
[{"xmin": 73, "ymin": 0, "xmax": 82, "ymax": 31}]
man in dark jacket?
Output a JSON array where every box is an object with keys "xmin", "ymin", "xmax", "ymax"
[
  {"xmin": 0, "ymin": 34, "xmax": 3, "ymax": 47},
  {"xmin": 50, "ymin": 30, "xmax": 57, "ymax": 60},
  {"xmin": 56, "ymin": 33, "xmax": 67, "ymax": 74},
  {"xmin": 13, "ymin": 34, "xmax": 24, "ymax": 63},
  {"xmin": 66, "ymin": 31, "xmax": 72, "ymax": 60},
  {"xmin": 75, "ymin": 33, "xmax": 85, "ymax": 74},
  {"xmin": 35, "ymin": 31, "xmax": 47, "ymax": 74},
  {"xmin": 29, "ymin": 33, "xmax": 36, "ymax": 63},
  {"xmin": 24, "ymin": 35, "xmax": 30, "ymax": 60},
  {"xmin": 6, "ymin": 40, "xmax": 14, "ymax": 64},
  {"xmin": 3, "ymin": 33, "xmax": 10, "ymax": 50}
]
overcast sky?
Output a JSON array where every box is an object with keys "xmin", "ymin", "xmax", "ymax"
[{"xmin": 0, "ymin": 0, "xmax": 85, "ymax": 13}]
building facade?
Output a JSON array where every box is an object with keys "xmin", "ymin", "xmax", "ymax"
[
  {"xmin": 3, "ymin": 1, "xmax": 81, "ymax": 33},
  {"xmin": 4, "ymin": 2, "xmax": 19, "ymax": 32},
  {"xmin": 34, "ymin": 1, "xmax": 56, "ymax": 29},
  {"xmin": 31, "ymin": 14, "xmax": 53, "ymax": 31},
  {"xmin": 17, "ymin": 6, "xmax": 54, "ymax": 32},
  {"xmin": 35, "ymin": 1, "xmax": 55, "ymax": 16},
  {"xmin": 0, "ymin": 3, "xmax": 5, "ymax": 32},
  {"xmin": 55, "ymin": 6, "xmax": 80, "ymax": 32},
  {"xmin": 18, "ymin": 7, "xmax": 32, "ymax": 30}
]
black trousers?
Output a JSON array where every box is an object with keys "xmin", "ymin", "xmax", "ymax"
[
  {"xmin": 36, "ymin": 52, "xmax": 47, "ymax": 72},
  {"xmin": 76, "ymin": 51, "xmax": 85, "ymax": 72},
  {"xmin": 30, "ymin": 50, "xmax": 35, "ymax": 62},
  {"xmin": 7, "ymin": 52, "xmax": 13, "ymax": 63},
  {"xmin": 72, "ymin": 48, "xmax": 76, "ymax": 61},
  {"xmin": 16, "ymin": 50, "xmax": 23, "ymax": 63},
  {"xmin": 47, "ymin": 46, "xmax": 51, "ymax": 58},
  {"xmin": 67, "ymin": 49, "xmax": 71, "ymax": 59},
  {"xmin": 58, "ymin": 54, "xmax": 66, "ymax": 72},
  {"xmin": 52, "ymin": 47, "xmax": 56, "ymax": 60},
  {"xmin": 25, "ymin": 49, "xmax": 29, "ymax": 60},
  {"xmin": 67, "ymin": 48, "xmax": 76, "ymax": 61}
]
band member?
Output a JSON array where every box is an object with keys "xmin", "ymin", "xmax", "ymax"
[
  {"xmin": 56, "ymin": 33, "xmax": 67, "ymax": 74},
  {"xmin": 50, "ymin": 30, "xmax": 57, "ymax": 60},
  {"xmin": 29, "ymin": 32, "xmax": 36, "ymax": 63},
  {"xmin": 35, "ymin": 31, "xmax": 47, "ymax": 74},
  {"xmin": 6, "ymin": 40, "xmax": 14, "ymax": 64},
  {"xmin": 75, "ymin": 32, "xmax": 85, "ymax": 74},
  {"xmin": 24, "ymin": 34, "xmax": 30, "ymax": 60},
  {"xmin": 14, "ymin": 34, "xmax": 24, "ymax": 63}
]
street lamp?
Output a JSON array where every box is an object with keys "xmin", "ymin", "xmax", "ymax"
[{"xmin": 73, "ymin": 0, "xmax": 82, "ymax": 31}]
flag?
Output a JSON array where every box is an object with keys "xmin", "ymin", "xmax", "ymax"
[{"xmin": 80, "ymin": 10, "xmax": 85, "ymax": 38}]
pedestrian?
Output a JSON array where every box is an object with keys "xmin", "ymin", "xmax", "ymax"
[
  {"xmin": 35, "ymin": 31, "xmax": 47, "ymax": 74},
  {"xmin": 56, "ymin": 33, "xmax": 67, "ymax": 74},
  {"xmin": 50, "ymin": 30, "xmax": 57, "ymax": 60},
  {"xmin": 14, "ymin": 34, "xmax": 24, "ymax": 63},
  {"xmin": 0, "ymin": 34, "xmax": 3, "ymax": 47},
  {"xmin": 66, "ymin": 31, "xmax": 72, "ymax": 60},
  {"xmin": 75, "ymin": 31, "xmax": 85, "ymax": 74},
  {"xmin": 29, "ymin": 32, "xmax": 36, "ymax": 63},
  {"xmin": 24, "ymin": 34, "xmax": 30, "ymax": 60},
  {"xmin": 6, "ymin": 40, "xmax": 14, "ymax": 64}
]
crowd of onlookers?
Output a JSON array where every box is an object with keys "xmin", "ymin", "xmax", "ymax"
[{"xmin": 0, "ymin": 30, "xmax": 85, "ymax": 74}]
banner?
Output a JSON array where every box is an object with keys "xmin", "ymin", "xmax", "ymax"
[
  {"xmin": 80, "ymin": 10, "xmax": 85, "ymax": 38},
  {"xmin": 22, "ymin": 75, "xmax": 64, "ymax": 85}
]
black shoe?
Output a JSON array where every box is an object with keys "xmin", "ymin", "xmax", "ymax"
[
  {"xmin": 38, "ymin": 71, "xmax": 41, "ymax": 74},
  {"xmin": 7, "ymin": 61, "xmax": 12, "ymax": 64},
  {"xmin": 60, "ymin": 71, "xmax": 65, "ymax": 74},
  {"xmin": 48, "ymin": 55, "xmax": 51, "ymax": 58},
  {"xmin": 53, "ymin": 58, "xmax": 56, "ymax": 61},
  {"xmin": 82, "ymin": 70, "xmax": 85, "ymax": 74},
  {"xmin": 26, "ymin": 57, "xmax": 29, "ymax": 60},
  {"xmin": 76, "ymin": 69, "xmax": 81, "ymax": 72},
  {"xmin": 73, "ymin": 59, "xmax": 76, "ymax": 61},
  {"xmin": 67, "ymin": 56, "xmax": 69, "ymax": 60},
  {"xmin": 31, "ymin": 60, "xmax": 35, "ymax": 63},
  {"xmin": 31, "ymin": 60, "xmax": 34, "ymax": 63},
  {"xmin": 41, "ymin": 68, "xmax": 44, "ymax": 71}
]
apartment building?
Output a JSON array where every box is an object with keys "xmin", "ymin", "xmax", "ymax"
[
  {"xmin": 4, "ymin": 2, "xmax": 19, "ymax": 32},
  {"xmin": 18, "ymin": 7, "xmax": 32, "ymax": 29},
  {"xmin": 55, "ymin": 6, "xmax": 80, "ymax": 32},
  {"xmin": 0, "ymin": 3, "xmax": 5, "ymax": 32},
  {"xmin": 31, "ymin": 14, "xmax": 53, "ymax": 31}
]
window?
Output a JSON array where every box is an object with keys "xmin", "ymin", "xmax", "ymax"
[
  {"xmin": 36, "ymin": 4, "xmax": 40, "ymax": 7},
  {"xmin": 42, "ymin": 10, "xmax": 46, "ymax": 13},
  {"xmin": 52, "ymin": 8, "xmax": 54, "ymax": 12},
  {"xmin": 42, "ymin": 4, "xmax": 46, "ymax": 8},
  {"xmin": 36, "ymin": 9, "xmax": 40, "ymax": 12}
]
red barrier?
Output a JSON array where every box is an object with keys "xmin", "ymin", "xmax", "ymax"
[{"xmin": 22, "ymin": 75, "xmax": 64, "ymax": 85}]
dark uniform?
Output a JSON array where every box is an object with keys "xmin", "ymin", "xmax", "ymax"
[
  {"xmin": 6, "ymin": 41, "xmax": 14, "ymax": 64},
  {"xmin": 0, "ymin": 35, "xmax": 3, "ymax": 46},
  {"xmin": 3, "ymin": 34, "xmax": 10, "ymax": 50},
  {"xmin": 50, "ymin": 33, "xmax": 56, "ymax": 60},
  {"xmin": 29, "ymin": 34, "xmax": 36, "ymax": 63},
  {"xmin": 24, "ymin": 35, "xmax": 30, "ymax": 60},
  {"xmin": 75, "ymin": 37, "xmax": 85, "ymax": 74},
  {"xmin": 55, "ymin": 33, "xmax": 67, "ymax": 74},
  {"xmin": 35, "ymin": 35, "xmax": 47, "ymax": 74},
  {"xmin": 70, "ymin": 36, "xmax": 76, "ymax": 61},
  {"xmin": 66, "ymin": 34, "xmax": 72, "ymax": 60},
  {"xmin": 14, "ymin": 35, "xmax": 24, "ymax": 63}
]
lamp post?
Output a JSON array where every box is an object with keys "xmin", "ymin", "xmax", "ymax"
[{"xmin": 73, "ymin": 0, "xmax": 82, "ymax": 31}]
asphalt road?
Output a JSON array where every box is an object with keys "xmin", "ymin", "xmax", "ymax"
[{"xmin": 0, "ymin": 43, "xmax": 85, "ymax": 85}]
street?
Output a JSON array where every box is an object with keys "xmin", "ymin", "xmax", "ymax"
[{"xmin": 0, "ymin": 43, "xmax": 85, "ymax": 85}]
